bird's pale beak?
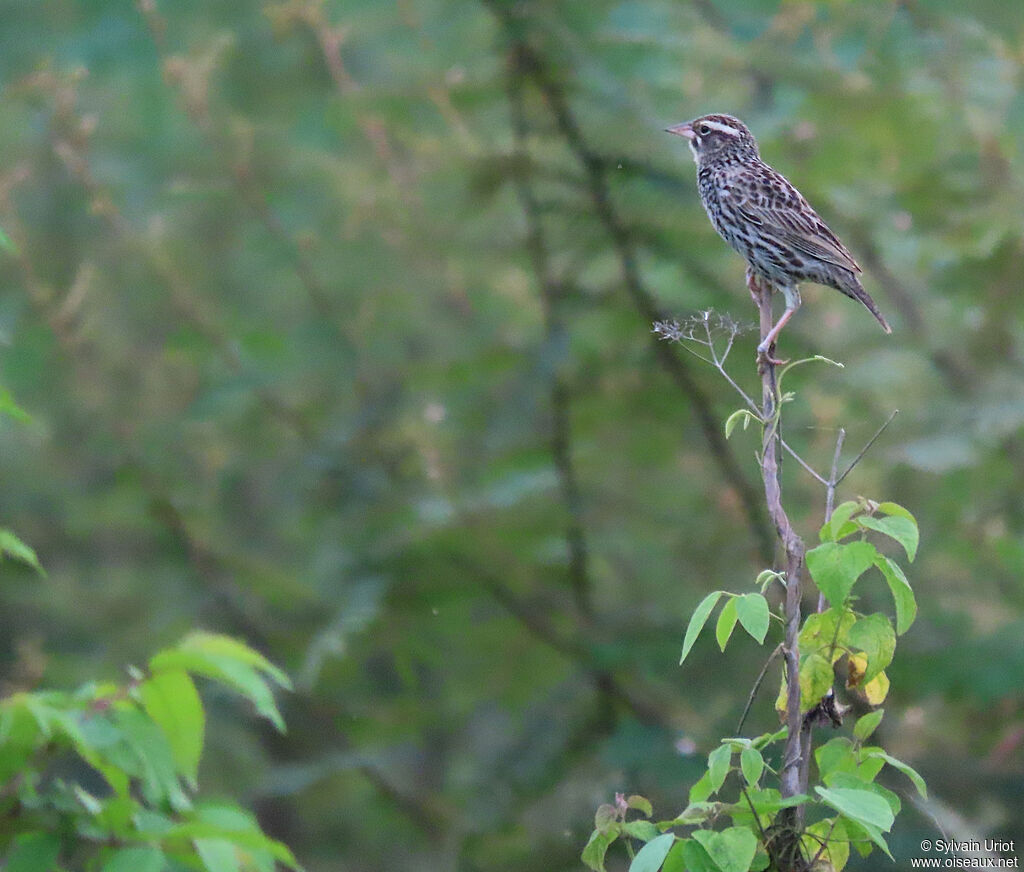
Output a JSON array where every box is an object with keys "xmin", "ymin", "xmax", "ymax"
[{"xmin": 665, "ymin": 121, "xmax": 695, "ymax": 140}]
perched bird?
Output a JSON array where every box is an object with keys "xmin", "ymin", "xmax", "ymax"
[{"xmin": 666, "ymin": 114, "xmax": 890, "ymax": 356}]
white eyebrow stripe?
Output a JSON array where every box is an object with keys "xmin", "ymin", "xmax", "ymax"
[{"xmin": 700, "ymin": 120, "xmax": 740, "ymax": 136}]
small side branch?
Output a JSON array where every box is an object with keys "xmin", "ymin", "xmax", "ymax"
[
  {"xmin": 736, "ymin": 644, "xmax": 782, "ymax": 736},
  {"xmin": 835, "ymin": 409, "xmax": 899, "ymax": 487}
]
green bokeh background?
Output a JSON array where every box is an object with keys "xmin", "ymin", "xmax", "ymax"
[{"xmin": 2, "ymin": 1, "xmax": 1023, "ymax": 869}]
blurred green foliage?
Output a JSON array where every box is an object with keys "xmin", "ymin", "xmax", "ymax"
[
  {"xmin": 0, "ymin": 632, "xmax": 296, "ymax": 871},
  {"xmin": 1, "ymin": 0, "xmax": 1023, "ymax": 869}
]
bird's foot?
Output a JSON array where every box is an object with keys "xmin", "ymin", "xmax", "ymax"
[{"xmin": 756, "ymin": 342, "xmax": 787, "ymax": 368}]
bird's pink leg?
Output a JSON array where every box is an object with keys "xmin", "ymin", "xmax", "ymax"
[
  {"xmin": 748, "ymin": 269, "xmax": 786, "ymax": 365},
  {"xmin": 756, "ymin": 283, "xmax": 800, "ymax": 363},
  {"xmin": 757, "ymin": 305, "xmax": 797, "ymax": 355}
]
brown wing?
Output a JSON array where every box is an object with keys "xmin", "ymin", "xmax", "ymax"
[{"xmin": 727, "ymin": 167, "xmax": 862, "ymax": 274}]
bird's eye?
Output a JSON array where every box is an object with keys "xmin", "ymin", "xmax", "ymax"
[{"xmin": 698, "ymin": 124, "xmax": 711, "ymax": 135}]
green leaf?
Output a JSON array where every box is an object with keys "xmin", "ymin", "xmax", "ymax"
[
  {"xmin": 691, "ymin": 827, "xmax": 758, "ymax": 872},
  {"xmin": 101, "ymin": 846, "xmax": 166, "ymax": 872},
  {"xmin": 628, "ymin": 833, "xmax": 675, "ymax": 872},
  {"xmin": 802, "ymin": 818, "xmax": 849, "ymax": 872},
  {"xmin": 735, "ymin": 789, "xmax": 811, "ymax": 818},
  {"xmin": 815, "ymin": 786, "xmax": 894, "ymax": 831},
  {"xmin": 680, "ymin": 592, "xmax": 723, "ymax": 664},
  {"xmin": 751, "ymin": 727, "xmax": 788, "ymax": 749},
  {"xmin": 729, "ymin": 789, "xmax": 810, "ymax": 833},
  {"xmin": 156, "ymin": 633, "xmax": 291, "ymax": 689},
  {"xmin": 875, "ymin": 556, "xmax": 917, "ymax": 634},
  {"xmin": 0, "ymin": 529, "xmax": 45, "ymax": 575},
  {"xmin": 195, "ymin": 839, "xmax": 240, "ymax": 872},
  {"xmin": 707, "ymin": 743, "xmax": 732, "ymax": 793},
  {"xmin": 858, "ymin": 514, "xmax": 918, "ymax": 562},
  {"xmin": 622, "ymin": 820, "xmax": 659, "ymax": 842},
  {"xmin": 847, "ymin": 614, "xmax": 896, "ymax": 683},
  {"xmin": 799, "ymin": 607, "xmax": 855, "ymax": 660},
  {"xmin": 594, "ymin": 804, "xmax": 618, "ymax": 834},
  {"xmin": 864, "ymin": 750, "xmax": 928, "ymax": 798},
  {"xmin": 724, "ymin": 409, "xmax": 755, "ymax": 439},
  {"xmin": 816, "ymin": 737, "xmax": 858, "ymax": 782},
  {"xmin": 145, "ymin": 806, "xmax": 300, "ymax": 870},
  {"xmin": 679, "ymin": 839, "xmax": 719, "ymax": 872},
  {"xmin": 740, "ymin": 746, "xmax": 764, "ymax": 787},
  {"xmin": 843, "ymin": 816, "xmax": 894, "ymax": 859},
  {"xmin": 754, "ymin": 569, "xmax": 784, "ymax": 591},
  {"xmin": 7, "ymin": 832, "xmax": 61, "ymax": 872},
  {"xmin": 853, "ymin": 709, "xmax": 884, "ymax": 742},
  {"xmin": 627, "ymin": 794, "xmax": 653, "ymax": 817},
  {"xmin": 855, "ymin": 748, "xmax": 886, "ymax": 783},
  {"xmin": 115, "ymin": 707, "xmax": 190, "ymax": 811},
  {"xmin": 799, "ymin": 652, "xmax": 833, "ymax": 711},
  {"xmin": 735, "ymin": 593, "xmax": 769, "ymax": 644},
  {"xmin": 806, "ymin": 541, "xmax": 878, "ymax": 607},
  {"xmin": 661, "ymin": 840, "xmax": 688, "ymax": 872},
  {"xmin": 582, "ymin": 830, "xmax": 616, "ymax": 872},
  {"xmin": 877, "ymin": 501, "xmax": 917, "ymax": 528},
  {"xmin": 749, "ymin": 847, "xmax": 771, "ymax": 871},
  {"xmin": 664, "ymin": 801, "xmax": 722, "ymax": 825},
  {"xmin": 688, "ymin": 770, "xmax": 714, "ymax": 803},
  {"xmin": 716, "ymin": 597, "xmax": 738, "ymax": 651},
  {"xmin": 140, "ymin": 669, "xmax": 205, "ymax": 785},
  {"xmin": 150, "ymin": 633, "xmax": 290, "ymax": 732},
  {"xmin": 827, "ymin": 772, "xmax": 901, "ymax": 817},
  {"xmin": 96, "ymin": 795, "xmax": 138, "ymax": 835},
  {"xmin": 823, "ymin": 501, "xmax": 859, "ymax": 542},
  {"xmin": 0, "ymin": 225, "xmax": 16, "ymax": 254},
  {"xmin": 0, "ymin": 386, "xmax": 30, "ymax": 423}
]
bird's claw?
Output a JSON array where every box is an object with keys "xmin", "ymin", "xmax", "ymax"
[{"xmin": 756, "ymin": 344, "xmax": 787, "ymax": 367}]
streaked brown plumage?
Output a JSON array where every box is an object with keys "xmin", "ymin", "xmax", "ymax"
[{"xmin": 666, "ymin": 113, "xmax": 891, "ymax": 354}]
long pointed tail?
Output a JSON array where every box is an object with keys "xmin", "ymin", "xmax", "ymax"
[{"xmin": 839, "ymin": 273, "xmax": 891, "ymax": 334}]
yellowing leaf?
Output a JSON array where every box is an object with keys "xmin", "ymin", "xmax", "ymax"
[
  {"xmin": 846, "ymin": 653, "xmax": 867, "ymax": 688},
  {"xmin": 863, "ymin": 671, "xmax": 890, "ymax": 705},
  {"xmin": 800, "ymin": 652, "xmax": 833, "ymax": 711}
]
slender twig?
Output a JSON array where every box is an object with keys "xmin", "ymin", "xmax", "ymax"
[
  {"xmin": 809, "ymin": 816, "xmax": 841, "ymax": 868},
  {"xmin": 780, "ymin": 439, "xmax": 829, "ymax": 486},
  {"xmin": 667, "ymin": 320, "xmax": 832, "ymax": 490},
  {"xmin": 826, "ymin": 428, "xmax": 847, "ymax": 521},
  {"xmin": 835, "ymin": 409, "xmax": 899, "ymax": 485},
  {"xmin": 713, "ymin": 360, "xmax": 761, "ymax": 415},
  {"xmin": 739, "ymin": 782, "xmax": 771, "ymax": 846},
  {"xmin": 736, "ymin": 644, "xmax": 782, "ymax": 735}
]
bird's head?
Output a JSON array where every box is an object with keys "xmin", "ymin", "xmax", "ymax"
[{"xmin": 665, "ymin": 114, "xmax": 759, "ymax": 165}]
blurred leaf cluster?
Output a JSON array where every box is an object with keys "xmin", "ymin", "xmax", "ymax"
[
  {"xmin": 1, "ymin": 632, "xmax": 295, "ymax": 871},
  {"xmin": 1, "ymin": 0, "xmax": 1023, "ymax": 869}
]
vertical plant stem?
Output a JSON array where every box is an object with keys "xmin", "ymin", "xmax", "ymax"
[{"xmin": 753, "ymin": 284, "xmax": 805, "ymax": 806}]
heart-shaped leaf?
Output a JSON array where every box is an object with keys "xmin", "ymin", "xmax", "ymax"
[
  {"xmin": 858, "ymin": 515, "xmax": 918, "ymax": 562},
  {"xmin": 806, "ymin": 542, "xmax": 877, "ymax": 607},
  {"xmin": 691, "ymin": 827, "xmax": 758, "ymax": 872}
]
